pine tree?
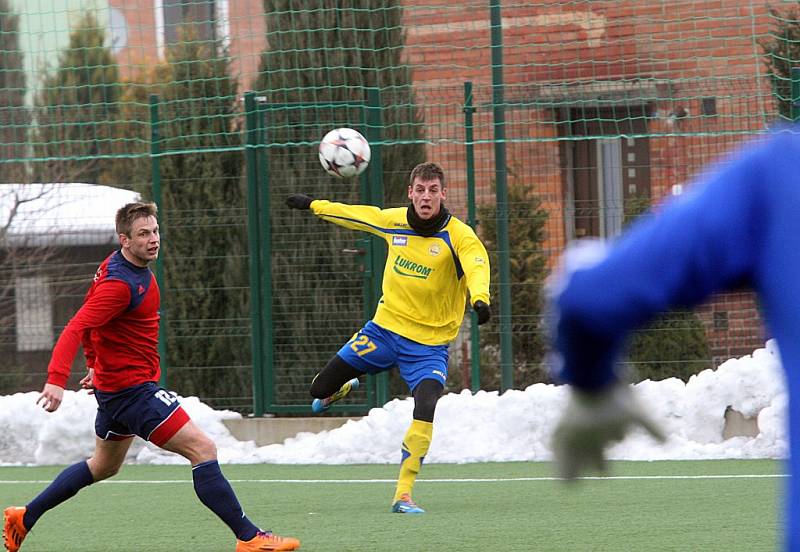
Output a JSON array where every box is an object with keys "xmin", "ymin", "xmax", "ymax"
[
  {"xmin": 32, "ymin": 12, "xmax": 120, "ymax": 184},
  {"xmin": 477, "ymin": 170, "xmax": 550, "ymax": 389},
  {"xmin": 103, "ymin": 73, "xmax": 163, "ymax": 192},
  {"xmin": 255, "ymin": 1, "xmax": 427, "ymax": 402},
  {"xmin": 258, "ymin": 1, "xmax": 425, "ymax": 207},
  {"xmin": 624, "ymin": 311, "xmax": 711, "ymax": 382},
  {"xmin": 158, "ymin": 32, "xmax": 250, "ymax": 404},
  {"xmin": 0, "ymin": 0, "xmax": 28, "ymax": 183}
]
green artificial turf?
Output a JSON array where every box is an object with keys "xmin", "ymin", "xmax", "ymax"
[{"xmin": 0, "ymin": 460, "xmax": 782, "ymax": 551}]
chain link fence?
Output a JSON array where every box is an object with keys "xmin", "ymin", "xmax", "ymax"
[{"xmin": 0, "ymin": 1, "xmax": 783, "ymax": 412}]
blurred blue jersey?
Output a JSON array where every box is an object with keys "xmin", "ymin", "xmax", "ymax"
[{"xmin": 549, "ymin": 129, "xmax": 800, "ymax": 551}]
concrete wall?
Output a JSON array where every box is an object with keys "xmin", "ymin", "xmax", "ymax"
[
  {"xmin": 223, "ymin": 416, "xmax": 360, "ymax": 446},
  {"xmin": 223, "ymin": 408, "xmax": 757, "ymax": 447}
]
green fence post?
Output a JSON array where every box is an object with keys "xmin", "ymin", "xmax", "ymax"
[
  {"xmin": 244, "ymin": 92, "xmax": 265, "ymax": 416},
  {"xmin": 249, "ymin": 98, "xmax": 373, "ymax": 415},
  {"xmin": 489, "ymin": 0, "xmax": 514, "ymax": 392},
  {"xmin": 357, "ymin": 119, "xmax": 374, "ymax": 408},
  {"xmin": 365, "ymin": 87, "xmax": 389, "ymax": 406},
  {"xmin": 256, "ymin": 100, "xmax": 276, "ymax": 413},
  {"xmin": 149, "ymin": 94, "xmax": 168, "ymax": 387},
  {"xmin": 792, "ymin": 67, "xmax": 800, "ymax": 122},
  {"xmin": 463, "ymin": 81, "xmax": 481, "ymax": 393}
]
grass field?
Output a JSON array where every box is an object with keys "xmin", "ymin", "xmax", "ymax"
[{"xmin": 0, "ymin": 460, "xmax": 782, "ymax": 551}]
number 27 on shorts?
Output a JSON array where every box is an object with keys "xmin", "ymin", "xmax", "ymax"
[{"xmin": 349, "ymin": 333, "xmax": 377, "ymax": 356}]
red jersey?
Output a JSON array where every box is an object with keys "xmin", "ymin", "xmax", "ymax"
[{"xmin": 47, "ymin": 250, "xmax": 161, "ymax": 392}]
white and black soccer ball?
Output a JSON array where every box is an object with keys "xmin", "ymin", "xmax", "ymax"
[{"xmin": 318, "ymin": 127, "xmax": 371, "ymax": 178}]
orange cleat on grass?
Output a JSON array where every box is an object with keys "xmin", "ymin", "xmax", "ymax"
[
  {"xmin": 235, "ymin": 530, "xmax": 300, "ymax": 551},
  {"xmin": 3, "ymin": 507, "xmax": 28, "ymax": 552}
]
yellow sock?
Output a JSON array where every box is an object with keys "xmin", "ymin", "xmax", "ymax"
[{"xmin": 393, "ymin": 419, "xmax": 433, "ymax": 502}]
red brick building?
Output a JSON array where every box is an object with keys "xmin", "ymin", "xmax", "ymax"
[{"xmin": 104, "ymin": 0, "xmax": 771, "ymax": 363}]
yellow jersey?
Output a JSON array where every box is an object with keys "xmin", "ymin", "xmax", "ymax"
[{"xmin": 310, "ymin": 200, "xmax": 491, "ymax": 345}]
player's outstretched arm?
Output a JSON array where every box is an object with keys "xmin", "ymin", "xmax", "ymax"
[
  {"xmin": 286, "ymin": 193, "xmax": 313, "ymax": 210},
  {"xmin": 552, "ymin": 383, "xmax": 665, "ymax": 479},
  {"xmin": 302, "ymin": 198, "xmax": 390, "ymax": 238}
]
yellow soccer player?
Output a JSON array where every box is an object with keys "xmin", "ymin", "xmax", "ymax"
[{"xmin": 286, "ymin": 162, "xmax": 491, "ymax": 514}]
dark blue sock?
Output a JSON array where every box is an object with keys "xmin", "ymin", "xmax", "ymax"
[
  {"xmin": 24, "ymin": 461, "xmax": 94, "ymax": 530},
  {"xmin": 192, "ymin": 460, "xmax": 259, "ymax": 541}
]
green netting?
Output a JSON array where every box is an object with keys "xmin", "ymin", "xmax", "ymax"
[{"xmin": 0, "ymin": 1, "xmax": 788, "ymax": 412}]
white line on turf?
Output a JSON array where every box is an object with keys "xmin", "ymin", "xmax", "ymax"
[{"xmin": 0, "ymin": 474, "xmax": 787, "ymax": 484}]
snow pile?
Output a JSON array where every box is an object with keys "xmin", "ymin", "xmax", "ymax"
[{"xmin": 0, "ymin": 341, "xmax": 787, "ymax": 466}]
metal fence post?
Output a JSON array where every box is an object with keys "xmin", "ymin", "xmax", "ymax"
[
  {"xmin": 149, "ymin": 94, "xmax": 169, "ymax": 387},
  {"xmin": 244, "ymin": 91, "xmax": 265, "ymax": 416},
  {"xmin": 256, "ymin": 100, "xmax": 276, "ymax": 412},
  {"xmin": 365, "ymin": 87, "xmax": 389, "ymax": 406},
  {"xmin": 463, "ymin": 81, "xmax": 481, "ymax": 393},
  {"xmin": 490, "ymin": 0, "xmax": 514, "ymax": 391}
]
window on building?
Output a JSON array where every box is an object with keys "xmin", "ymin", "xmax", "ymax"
[
  {"xmin": 15, "ymin": 275, "xmax": 53, "ymax": 352},
  {"xmin": 558, "ymin": 105, "xmax": 651, "ymax": 240},
  {"xmin": 156, "ymin": 0, "xmax": 230, "ymax": 57}
]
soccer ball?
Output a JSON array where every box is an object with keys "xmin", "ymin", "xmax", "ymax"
[{"xmin": 318, "ymin": 127, "xmax": 371, "ymax": 178}]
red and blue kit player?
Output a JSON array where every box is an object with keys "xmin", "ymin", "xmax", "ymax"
[
  {"xmin": 286, "ymin": 162, "xmax": 492, "ymax": 514},
  {"xmin": 3, "ymin": 202, "xmax": 299, "ymax": 552},
  {"xmin": 548, "ymin": 129, "xmax": 800, "ymax": 551}
]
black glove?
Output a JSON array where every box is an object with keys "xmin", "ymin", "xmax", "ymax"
[
  {"xmin": 286, "ymin": 194, "xmax": 313, "ymax": 210},
  {"xmin": 473, "ymin": 300, "xmax": 491, "ymax": 325}
]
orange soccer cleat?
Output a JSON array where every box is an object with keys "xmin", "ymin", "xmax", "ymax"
[
  {"xmin": 3, "ymin": 507, "xmax": 28, "ymax": 552},
  {"xmin": 235, "ymin": 530, "xmax": 300, "ymax": 551}
]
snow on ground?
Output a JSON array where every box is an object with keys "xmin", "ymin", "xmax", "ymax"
[{"xmin": 0, "ymin": 341, "xmax": 788, "ymax": 466}]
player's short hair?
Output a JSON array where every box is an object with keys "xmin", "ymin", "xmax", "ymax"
[
  {"xmin": 409, "ymin": 162, "xmax": 445, "ymax": 187},
  {"xmin": 116, "ymin": 202, "xmax": 158, "ymax": 237}
]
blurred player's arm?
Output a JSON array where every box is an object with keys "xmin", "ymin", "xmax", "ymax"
[{"xmin": 549, "ymin": 132, "xmax": 780, "ymax": 477}]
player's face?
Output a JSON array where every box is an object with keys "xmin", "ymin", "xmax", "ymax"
[
  {"xmin": 408, "ymin": 177, "xmax": 446, "ymax": 220},
  {"xmin": 120, "ymin": 215, "xmax": 160, "ymax": 267}
]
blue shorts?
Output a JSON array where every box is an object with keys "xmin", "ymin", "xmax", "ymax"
[
  {"xmin": 336, "ymin": 321, "xmax": 449, "ymax": 391},
  {"xmin": 94, "ymin": 382, "xmax": 190, "ymax": 446}
]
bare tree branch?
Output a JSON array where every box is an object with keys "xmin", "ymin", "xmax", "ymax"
[{"xmin": 1, "ymin": 184, "xmax": 68, "ymax": 359}]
